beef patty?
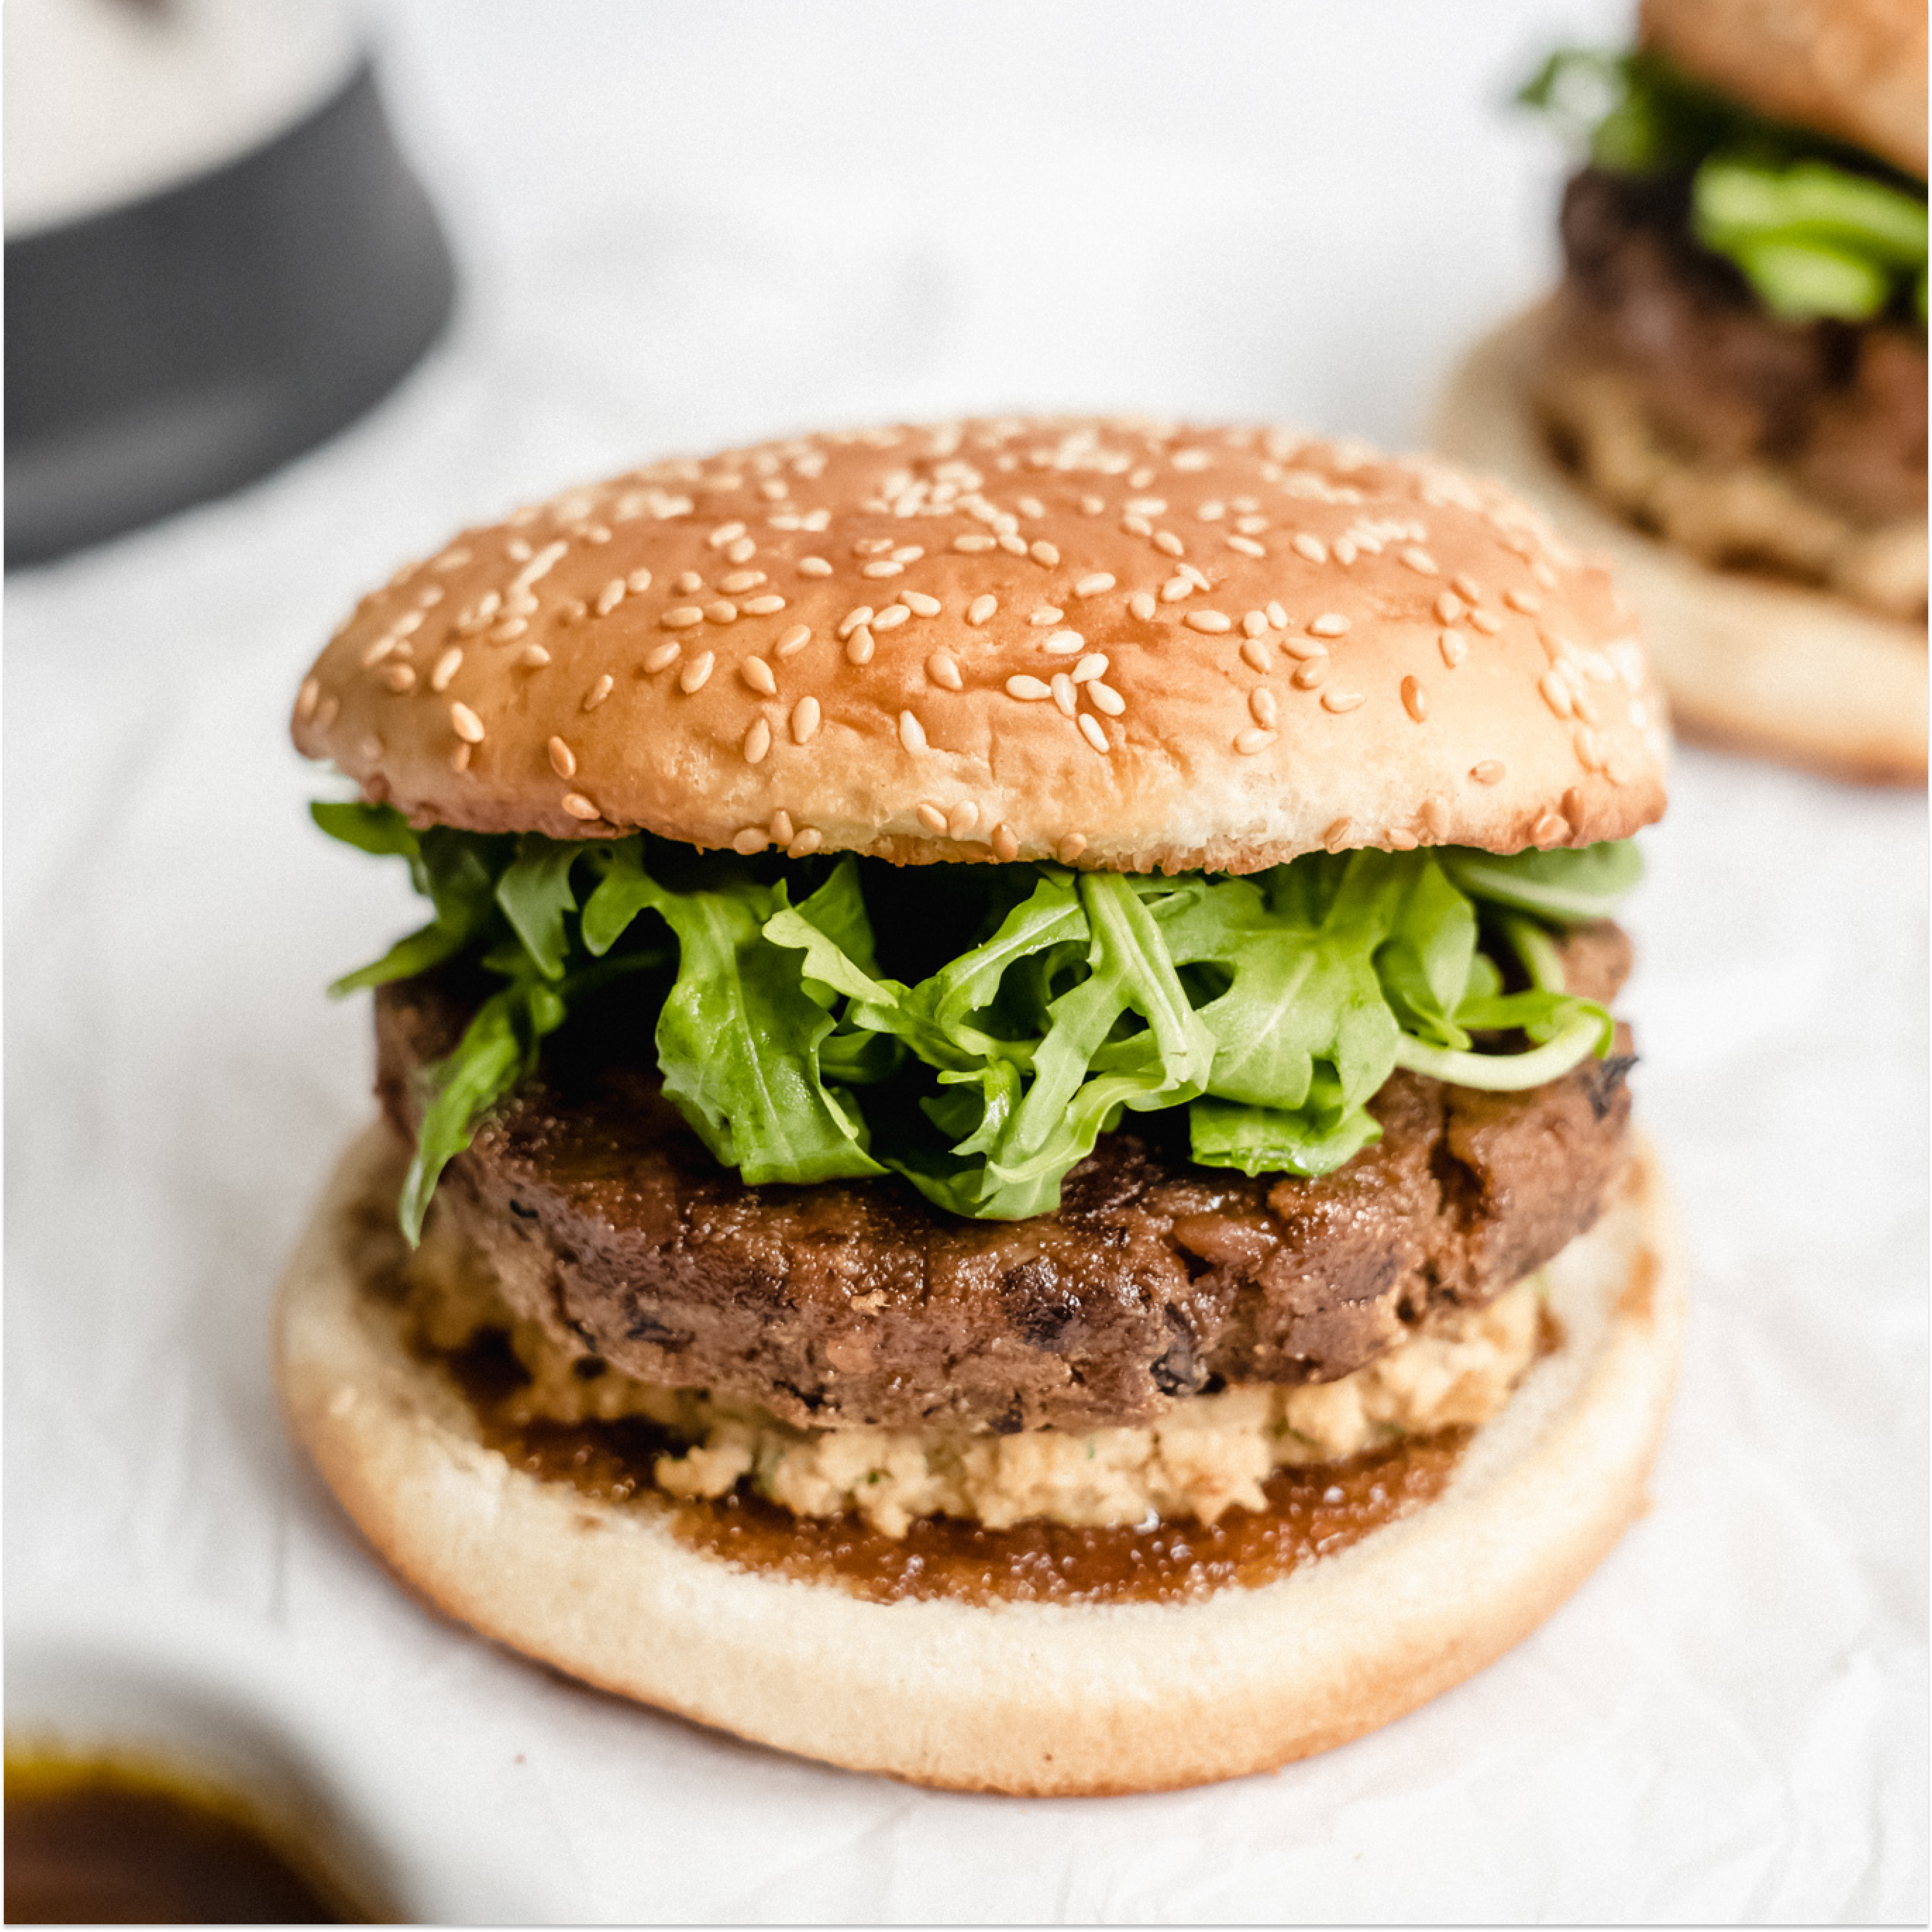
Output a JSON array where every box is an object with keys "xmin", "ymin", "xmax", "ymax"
[
  {"xmin": 376, "ymin": 924, "xmax": 1635, "ymax": 1435},
  {"xmin": 1540, "ymin": 166, "xmax": 1927, "ymax": 531}
]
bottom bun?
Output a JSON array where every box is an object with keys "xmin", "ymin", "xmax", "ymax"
[
  {"xmin": 276, "ymin": 1122, "xmax": 1685, "ymax": 1796},
  {"xmin": 1434, "ymin": 309, "xmax": 1927, "ymax": 788}
]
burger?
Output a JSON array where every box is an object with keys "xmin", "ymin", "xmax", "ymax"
[
  {"xmin": 1436, "ymin": 0, "xmax": 1927, "ymax": 784},
  {"xmin": 277, "ymin": 416, "xmax": 1682, "ymax": 1794}
]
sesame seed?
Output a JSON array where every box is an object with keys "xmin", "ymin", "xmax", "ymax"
[
  {"xmin": 1451, "ymin": 574, "xmax": 1481, "ymax": 602},
  {"xmin": 1006, "ymin": 675, "xmax": 1052, "ymax": 701},
  {"xmin": 359, "ymin": 734, "xmax": 384, "ymax": 762},
  {"xmin": 770, "ymin": 809, "xmax": 794, "ymax": 844},
  {"xmin": 559, "ymin": 790, "xmax": 602, "ymax": 823},
  {"xmin": 710, "ymin": 521, "xmax": 748, "ymax": 549},
  {"xmin": 917, "ymin": 802, "xmax": 947, "ymax": 834},
  {"xmin": 1575, "ymin": 726, "xmax": 1605, "ymax": 770},
  {"xmin": 1197, "ymin": 501, "xmax": 1225, "ymax": 522},
  {"xmin": 1029, "ymin": 541, "xmax": 1060, "ymax": 568},
  {"xmin": 1071, "ymin": 653, "xmax": 1108, "ymax": 683},
  {"xmin": 628, "ymin": 569, "xmax": 654, "ymax": 594},
  {"xmin": 675, "ymin": 572, "xmax": 703, "ymax": 595},
  {"xmin": 744, "ymin": 719, "xmax": 773, "ymax": 764},
  {"xmin": 798, "ymin": 557, "xmax": 833, "ymax": 577},
  {"xmin": 1088, "ymin": 680, "xmax": 1125, "ymax": 716},
  {"xmin": 1291, "ymin": 656, "xmax": 1330, "ymax": 689},
  {"xmin": 1385, "ymin": 828, "xmax": 1420, "ymax": 851},
  {"xmin": 450, "ymin": 701, "xmax": 485, "ymax": 742},
  {"xmin": 1434, "ymin": 591, "xmax": 1466, "ymax": 625},
  {"xmin": 449, "ymin": 741, "xmax": 470, "ymax": 772},
  {"xmin": 1533, "ymin": 812, "xmax": 1568, "ymax": 847},
  {"xmin": 1323, "ymin": 817, "xmax": 1353, "ymax": 853},
  {"xmin": 1538, "ymin": 670, "xmax": 1573, "ymax": 719},
  {"xmin": 1030, "ymin": 607, "xmax": 1065, "ymax": 627},
  {"xmin": 788, "ymin": 828, "xmax": 824, "ymax": 857},
  {"xmin": 1078, "ymin": 714, "xmax": 1110, "ymax": 754},
  {"xmin": 662, "ymin": 607, "xmax": 705, "ymax": 630},
  {"xmin": 1227, "ymin": 535, "xmax": 1267, "ymax": 559},
  {"xmin": 927, "ymin": 650, "xmax": 964, "ymax": 691},
  {"xmin": 1439, "ymin": 631, "xmax": 1467, "ymax": 669},
  {"xmin": 954, "ymin": 534, "xmax": 997, "ymax": 553},
  {"xmin": 1401, "ymin": 676, "xmax": 1428, "ymax": 722},
  {"xmin": 948, "ymin": 800, "xmax": 980, "ymax": 838},
  {"xmin": 1121, "ymin": 515, "xmax": 1153, "ymax": 537},
  {"xmin": 296, "ymin": 677, "xmax": 320, "ymax": 720},
  {"xmin": 1080, "ymin": 496, "xmax": 1105, "ymax": 517},
  {"xmin": 1043, "ymin": 629, "xmax": 1085, "ymax": 656},
  {"xmin": 1242, "ymin": 611, "xmax": 1268, "ymax": 638},
  {"xmin": 584, "ymin": 674, "xmax": 614, "ymax": 711},
  {"xmin": 506, "ymin": 538, "xmax": 533, "ymax": 562},
  {"xmin": 968, "ymin": 595, "xmax": 998, "ymax": 625},
  {"xmin": 645, "ymin": 641, "xmax": 683, "ymax": 673},
  {"xmin": 1050, "ymin": 673, "xmax": 1077, "ymax": 717},
  {"xmin": 1309, "ymin": 613, "xmax": 1350, "ymax": 637},
  {"xmin": 1506, "ymin": 588, "xmax": 1542, "ymax": 614},
  {"xmin": 1321, "ymin": 689, "xmax": 1364, "ymax": 713},
  {"xmin": 791, "ymin": 696, "xmax": 821, "ymax": 744},
  {"xmin": 596, "ymin": 579, "xmax": 626, "ymax": 616},
  {"xmin": 1056, "ymin": 833, "xmax": 1086, "ymax": 863},
  {"xmin": 872, "ymin": 605, "xmax": 911, "ymax": 632},
  {"xmin": 1250, "ymin": 686, "xmax": 1278, "ymax": 726},
  {"xmin": 898, "ymin": 711, "xmax": 928, "ymax": 753},
  {"xmin": 361, "ymin": 635, "xmax": 397, "ymax": 669},
  {"xmin": 679, "ymin": 652, "xmax": 715, "ymax": 694},
  {"xmin": 1128, "ymin": 591, "xmax": 1157, "ymax": 621},
  {"xmin": 1399, "ymin": 547, "xmax": 1438, "ymax": 576},
  {"xmin": 430, "ymin": 647, "xmax": 463, "ymax": 692},
  {"xmin": 776, "ymin": 624, "xmax": 812, "ymax": 658},
  {"xmin": 547, "ymin": 736, "xmax": 576, "ymax": 778},
  {"xmin": 846, "ymin": 625, "xmax": 876, "ymax": 666},
  {"xmin": 727, "ymin": 537, "xmax": 757, "ymax": 564},
  {"xmin": 1184, "ymin": 611, "xmax": 1233, "ymax": 634},
  {"xmin": 490, "ymin": 618, "xmax": 529, "ymax": 643},
  {"xmin": 892, "ymin": 546, "xmax": 924, "ymax": 564},
  {"xmin": 1240, "ymin": 637, "xmax": 1271, "ymax": 673},
  {"xmin": 705, "ymin": 601, "xmax": 738, "ymax": 624},
  {"xmin": 381, "ymin": 663, "xmax": 416, "ymax": 693},
  {"xmin": 1469, "ymin": 610, "xmax": 1502, "ymax": 636},
  {"xmin": 315, "ymin": 694, "xmax": 340, "ymax": 731},
  {"xmin": 1160, "ymin": 576, "xmax": 1193, "ymax": 603},
  {"xmin": 1235, "ymin": 726, "xmax": 1277, "ymax": 755},
  {"xmin": 838, "ymin": 607, "xmax": 874, "ymax": 639},
  {"xmin": 733, "ymin": 827, "xmax": 768, "ymax": 855},
  {"xmin": 1153, "ymin": 532, "xmax": 1184, "ymax": 557},
  {"xmin": 904, "ymin": 591, "xmax": 941, "ymax": 617},
  {"xmin": 742, "ymin": 655, "xmax": 777, "ymax": 696},
  {"xmin": 862, "ymin": 561, "xmax": 902, "ymax": 579},
  {"xmin": 1292, "ymin": 533, "xmax": 1328, "ymax": 564},
  {"xmin": 993, "ymin": 822, "xmax": 1022, "ymax": 860},
  {"xmin": 1266, "ymin": 601, "xmax": 1289, "ymax": 629},
  {"xmin": 1470, "ymin": 760, "xmax": 1505, "ymax": 784},
  {"xmin": 1562, "ymin": 786, "xmax": 1585, "ymax": 827},
  {"xmin": 1074, "ymin": 573, "xmax": 1116, "ymax": 597},
  {"xmin": 742, "ymin": 594, "xmax": 786, "ymax": 616}
]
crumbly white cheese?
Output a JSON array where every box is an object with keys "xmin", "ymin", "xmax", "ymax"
[{"xmin": 407, "ymin": 1216, "xmax": 1542, "ymax": 1538}]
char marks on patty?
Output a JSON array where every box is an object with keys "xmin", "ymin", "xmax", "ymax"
[{"xmin": 376, "ymin": 925, "xmax": 1634, "ymax": 1435}]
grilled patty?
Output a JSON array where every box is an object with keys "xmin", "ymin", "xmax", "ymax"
[
  {"xmin": 1541, "ymin": 166, "xmax": 1927, "ymax": 531},
  {"xmin": 376, "ymin": 924, "xmax": 1635, "ymax": 1435}
]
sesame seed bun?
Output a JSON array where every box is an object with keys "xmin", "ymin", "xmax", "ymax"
[
  {"xmin": 1641, "ymin": 0, "xmax": 1928, "ymax": 181},
  {"xmin": 276, "ymin": 1120, "xmax": 1683, "ymax": 1796},
  {"xmin": 1435, "ymin": 313, "xmax": 1928, "ymax": 787},
  {"xmin": 291, "ymin": 420, "xmax": 1669, "ymax": 871}
]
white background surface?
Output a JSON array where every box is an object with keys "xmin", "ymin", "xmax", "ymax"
[{"xmin": 7, "ymin": 2, "xmax": 1925, "ymax": 1920}]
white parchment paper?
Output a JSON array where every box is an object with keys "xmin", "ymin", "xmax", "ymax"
[{"xmin": 7, "ymin": 4, "xmax": 1924, "ymax": 1919}]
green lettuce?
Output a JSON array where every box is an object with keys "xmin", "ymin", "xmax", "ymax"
[
  {"xmin": 314, "ymin": 805, "xmax": 1642, "ymax": 1238},
  {"xmin": 1519, "ymin": 47, "xmax": 1929, "ymax": 324}
]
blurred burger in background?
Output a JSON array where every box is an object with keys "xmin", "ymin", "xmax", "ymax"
[{"xmin": 1436, "ymin": 0, "xmax": 1927, "ymax": 783}]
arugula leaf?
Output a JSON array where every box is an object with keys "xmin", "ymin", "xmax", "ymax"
[
  {"xmin": 326, "ymin": 827, "xmax": 505, "ymax": 996},
  {"xmin": 1189, "ymin": 1093, "xmax": 1383, "ymax": 1180},
  {"xmin": 1440, "ymin": 841, "xmax": 1642, "ymax": 924},
  {"xmin": 1519, "ymin": 45, "xmax": 1928, "ymax": 323},
  {"xmin": 494, "ymin": 835, "xmax": 584, "ymax": 980}
]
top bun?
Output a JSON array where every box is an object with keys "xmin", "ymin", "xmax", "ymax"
[
  {"xmin": 292, "ymin": 419, "xmax": 1668, "ymax": 873},
  {"xmin": 1642, "ymin": 0, "xmax": 1928, "ymax": 179}
]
